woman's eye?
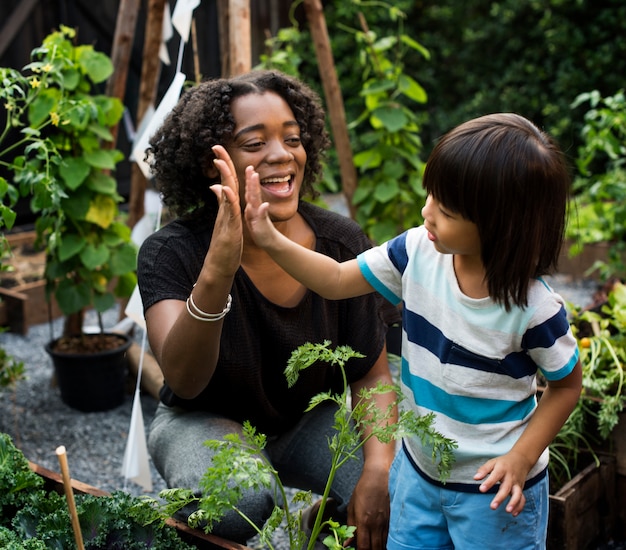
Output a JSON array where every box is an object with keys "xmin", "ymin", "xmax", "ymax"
[
  {"xmin": 286, "ymin": 136, "xmax": 301, "ymax": 146},
  {"xmin": 243, "ymin": 140, "xmax": 263, "ymax": 149}
]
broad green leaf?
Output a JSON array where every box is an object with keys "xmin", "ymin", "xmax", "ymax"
[
  {"xmin": 59, "ymin": 157, "xmax": 91, "ymax": 190},
  {"xmin": 58, "ymin": 234, "xmax": 86, "ymax": 261},
  {"xmin": 76, "ymin": 47, "xmax": 114, "ymax": 83},
  {"xmin": 80, "ymin": 242, "xmax": 109, "ymax": 269},
  {"xmin": 28, "ymin": 91, "xmax": 59, "ymax": 127},
  {"xmin": 372, "ymin": 106, "xmax": 407, "ymax": 133},
  {"xmin": 85, "ymin": 172, "xmax": 118, "ymax": 195},
  {"xmin": 353, "ymin": 149, "xmax": 382, "ymax": 170},
  {"xmin": 110, "ymin": 242, "xmax": 138, "ymax": 276},
  {"xmin": 84, "ymin": 149, "xmax": 118, "ymax": 170},
  {"xmin": 373, "ymin": 180, "xmax": 400, "ymax": 203},
  {"xmin": 55, "ymin": 277, "xmax": 91, "ymax": 315},
  {"xmin": 398, "ymin": 74, "xmax": 428, "ymax": 104},
  {"xmin": 93, "ymin": 291, "xmax": 116, "ymax": 313},
  {"xmin": 60, "ymin": 68, "xmax": 80, "ymax": 90},
  {"xmin": 115, "ymin": 271, "xmax": 138, "ymax": 298}
]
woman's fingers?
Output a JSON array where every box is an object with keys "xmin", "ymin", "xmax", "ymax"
[{"xmin": 212, "ymin": 145, "xmax": 239, "ymax": 195}]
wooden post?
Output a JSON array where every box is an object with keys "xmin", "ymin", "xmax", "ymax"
[
  {"xmin": 127, "ymin": 0, "xmax": 167, "ymax": 229},
  {"xmin": 228, "ymin": 0, "xmax": 251, "ymax": 76},
  {"xmin": 216, "ymin": 0, "xmax": 230, "ymax": 76},
  {"xmin": 105, "ymin": 0, "xmax": 142, "ymax": 146},
  {"xmin": 303, "ymin": 0, "xmax": 357, "ymax": 218},
  {"xmin": 0, "ymin": 0, "xmax": 39, "ymax": 58}
]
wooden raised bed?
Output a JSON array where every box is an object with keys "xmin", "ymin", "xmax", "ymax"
[
  {"xmin": 28, "ymin": 460, "xmax": 251, "ymax": 550},
  {"xmin": 548, "ymin": 454, "xmax": 617, "ymax": 549},
  {"xmin": 0, "ymin": 230, "xmax": 63, "ymax": 334}
]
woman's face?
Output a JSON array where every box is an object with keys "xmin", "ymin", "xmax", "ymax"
[{"xmin": 227, "ymin": 91, "xmax": 307, "ymax": 222}]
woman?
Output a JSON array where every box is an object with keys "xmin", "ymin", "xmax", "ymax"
[{"xmin": 137, "ymin": 70, "xmax": 397, "ymax": 548}]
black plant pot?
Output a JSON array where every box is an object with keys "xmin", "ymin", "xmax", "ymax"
[{"xmin": 45, "ymin": 333, "xmax": 132, "ymax": 412}]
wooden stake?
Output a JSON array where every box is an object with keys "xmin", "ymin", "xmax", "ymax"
[
  {"xmin": 55, "ymin": 446, "xmax": 85, "ymax": 550},
  {"xmin": 303, "ymin": 0, "xmax": 358, "ymax": 218}
]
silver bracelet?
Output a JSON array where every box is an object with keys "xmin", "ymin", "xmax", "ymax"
[{"xmin": 186, "ymin": 293, "xmax": 232, "ymax": 322}]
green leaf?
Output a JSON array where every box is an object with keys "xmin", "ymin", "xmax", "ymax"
[
  {"xmin": 110, "ymin": 242, "xmax": 138, "ymax": 276},
  {"xmin": 61, "ymin": 188, "xmax": 91, "ymax": 220},
  {"xmin": 373, "ymin": 180, "xmax": 400, "ymax": 203},
  {"xmin": 398, "ymin": 74, "xmax": 428, "ymax": 104},
  {"xmin": 93, "ymin": 291, "xmax": 115, "ymax": 313},
  {"xmin": 58, "ymin": 234, "xmax": 86, "ymax": 261},
  {"xmin": 353, "ymin": 149, "xmax": 382, "ymax": 170},
  {"xmin": 83, "ymin": 149, "xmax": 118, "ymax": 170},
  {"xmin": 55, "ymin": 277, "xmax": 91, "ymax": 315},
  {"xmin": 372, "ymin": 106, "xmax": 407, "ymax": 132},
  {"xmin": 59, "ymin": 157, "xmax": 91, "ymax": 190},
  {"xmin": 76, "ymin": 47, "xmax": 114, "ymax": 83},
  {"xmin": 60, "ymin": 68, "xmax": 80, "ymax": 90},
  {"xmin": 115, "ymin": 271, "xmax": 138, "ymax": 298},
  {"xmin": 400, "ymin": 34, "xmax": 430, "ymax": 60},
  {"xmin": 28, "ymin": 91, "xmax": 59, "ymax": 127},
  {"xmin": 79, "ymin": 243, "xmax": 109, "ymax": 269},
  {"xmin": 85, "ymin": 171, "xmax": 118, "ymax": 195}
]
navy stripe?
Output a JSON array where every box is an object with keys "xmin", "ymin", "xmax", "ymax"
[
  {"xmin": 405, "ymin": 309, "xmax": 537, "ymax": 379},
  {"xmin": 402, "ymin": 441, "xmax": 547, "ymax": 493},
  {"xmin": 386, "ymin": 231, "xmax": 409, "ymax": 274},
  {"xmin": 522, "ymin": 306, "xmax": 570, "ymax": 349}
]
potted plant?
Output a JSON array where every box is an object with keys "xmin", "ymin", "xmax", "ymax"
[{"xmin": 0, "ymin": 26, "xmax": 137, "ymax": 411}]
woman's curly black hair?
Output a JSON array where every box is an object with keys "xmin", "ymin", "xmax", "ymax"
[{"xmin": 146, "ymin": 70, "xmax": 331, "ymax": 217}]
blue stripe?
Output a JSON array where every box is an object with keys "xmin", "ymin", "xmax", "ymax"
[
  {"xmin": 405, "ymin": 309, "xmax": 537, "ymax": 378},
  {"xmin": 357, "ymin": 254, "xmax": 400, "ymax": 304},
  {"xmin": 522, "ymin": 306, "xmax": 570, "ymax": 349},
  {"xmin": 401, "ymin": 359, "xmax": 536, "ymax": 424},
  {"xmin": 386, "ymin": 231, "xmax": 409, "ymax": 273},
  {"xmin": 542, "ymin": 347, "xmax": 579, "ymax": 381}
]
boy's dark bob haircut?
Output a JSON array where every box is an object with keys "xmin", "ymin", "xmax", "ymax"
[{"xmin": 423, "ymin": 113, "xmax": 572, "ymax": 310}]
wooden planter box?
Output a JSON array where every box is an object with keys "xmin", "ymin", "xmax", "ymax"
[
  {"xmin": 28, "ymin": 460, "xmax": 251, "ymax": 550},
  {"xmin": 558, "ymin": 240, "xmax": 626, "ymax": 281},
  {"xmin": 0, "ymin": 279, "xmax": 63, "ymax": 334},
  {"xmin": 548, "ymin": 454, "xmax": 617, "ymax": 549},
  {"xmin": 0, "ymin": 230, "xmax": 63, "ymax": 334}
]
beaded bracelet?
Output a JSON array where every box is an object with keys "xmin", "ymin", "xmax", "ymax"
[{"xmin": 186, "ymin": 293, "xmax": 232, "ymax": 322}]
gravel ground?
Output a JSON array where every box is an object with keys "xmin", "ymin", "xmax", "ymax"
[{"xmin": 0, "ymin": 274, "xmax": 616, "ymax": 548}]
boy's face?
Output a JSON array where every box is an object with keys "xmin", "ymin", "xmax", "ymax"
[
  {"xmin": 421, "ymin": 195, "xmax": 481, "ymax": 257},
  {"xmin": 225, "ymin": 91, "xmax": 307, "ymax": 223}
]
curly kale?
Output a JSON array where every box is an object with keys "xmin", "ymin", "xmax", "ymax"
[{"xmin": 1, "ymin": 433, "xmax": 198, "ymax": 549}]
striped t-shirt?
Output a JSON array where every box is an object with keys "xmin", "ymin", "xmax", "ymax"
[{"xmin": 357, "ymin": 225, "xmax": 579, "ymax": 489}]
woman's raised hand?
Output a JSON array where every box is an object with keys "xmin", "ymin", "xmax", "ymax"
[{"xmin": 208, "ymin": 145, "xmax": 243, "ymax": 275}]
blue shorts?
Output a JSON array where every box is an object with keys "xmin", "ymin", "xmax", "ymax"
[{"xmin": 387, "ymin": 445, "xmax": 549, "ymax": 550}]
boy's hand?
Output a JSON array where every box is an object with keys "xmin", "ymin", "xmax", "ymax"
[
  {"xmin": 474, "ymin": 451, "xmax": 531, "ymax": 516},
  {"xmin": 244, "ymin": 165, "xmax": 278, "ymax": 248}
]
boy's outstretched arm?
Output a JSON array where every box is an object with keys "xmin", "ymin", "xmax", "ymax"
[{"xmin": 243, "ymin": 165, "xmax": 373, "ymax": 299}]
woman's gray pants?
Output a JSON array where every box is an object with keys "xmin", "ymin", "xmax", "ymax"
[{"xmin": 148, "ymin": 401, "xmax": 363, "ymax": 543}]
